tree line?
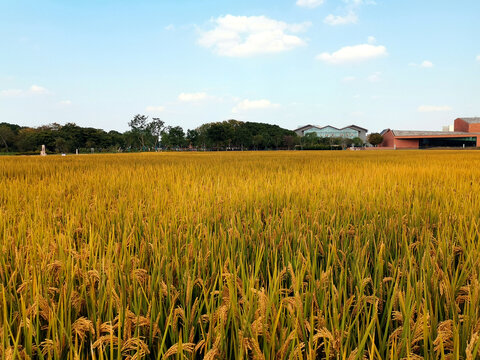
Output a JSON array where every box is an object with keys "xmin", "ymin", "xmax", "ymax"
[
  {"xmin": 0, "ymin": 115, "xmax": 381, "ymax": 154},
  {"xmin": 0, "ymin": 116, "xmax": 299, "ymax": 154}
]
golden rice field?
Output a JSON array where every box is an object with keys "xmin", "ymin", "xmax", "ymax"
[{"xmin": 1, "ymin": 151, "xmax": 480, "ymax": 359}]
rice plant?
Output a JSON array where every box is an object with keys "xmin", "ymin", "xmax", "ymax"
[{"xmin": 1, "ymin": 151, "xmax": 480, "ymax": 359}]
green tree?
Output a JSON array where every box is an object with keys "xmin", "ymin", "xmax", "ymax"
[
  {"xmin": 352, "ymin": 137, "xmax": 364, "ymax": 147},
  {"xmin": 0, "ymin": 125, "xmax": 15, "ymax": 152},
  {"xmin": 206, "ymin": 122, "xmax": 233, "ymax": 149},
  {"xmin": 161, "ymin": 126, "xmax": 186, "ymax": 149},
  {"xmin": 169, "ymin": 126, "xmax": 186, "ymax": 148},
  {"xmin": 367, "ymin": 133, "xmax": 384, "ymax": 147},
  {"xmin": 342, "ymin": 138, "xmax": 354, "ymax": 149},
  {"xmin": 108, "ymin": 130, "xmax": 126, "ymax": 151},
  {"xmin": 331, "ymin": 137, "xmax": 342, "ymax": 146},
  {"xmin": 302, "ymin": 133, "xmax": 319, "ymax": 147},
  {"xmin": 252, "ymin": 134, "xmax": 264, "ymax": 149},
  {"xmin": 55, "ymin": 137, "xmax": 69, "ymax": 153},
  {"xmin": 186, "ymin": 129, "xmax": 199, "ymax": 147},
  {"xmin": 148, "ymin": 118, "xmax": 165, "ymax": 149},
  {"xmin": 283, "ymin": 135, "xmax": 299, "ymax": 150},
  {"xmin": 128, "ymin": 114, "xmax": 149, "ymax": 149}
]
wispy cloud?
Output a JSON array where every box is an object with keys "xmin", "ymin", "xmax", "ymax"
[
  {"xmin": 317, "ymin": 43, "xmax": 387, "ymax": 64},
  {"xmin": 0, "ymin": 89, "xmax": 23, "ymax": 97},
  {"xmin": 59, "ymin": 100, "xmax": 72, "ymax": 105},
  {"xmin": 296, "ymin": 0, "xmax": 324, "ymax": 8},
  {"xmin": 198, "ymin": 15, "xmax": 310, "ymax": 57},
  {"xmin": 232, "ymin": 99, "xmax": 280, "ymax": 112},
  {"xmin": 343, "ymin": 0, "xmax": 376, "ymax": 5},
  {"xmin": 367, "ymin": 72, "xmax": 382, "ymax": 82},
  {"xmin": 29, "ymin": 85, "xmax": 49, "ymax": 94},
  {"xmin": 324, "ymin": 11, "xmax": 358, "ymax": 25},
  {"xmin": 418, "ymin": 105, "xmax": 452, "ymax": 112},
  {"xmin": 323, "ymin": 0, "xmax": 375, "ymax": 26},
  {"xmin": 342, "ymin": 76, "xmax": 356, "ymax": 82},
  {"xmin": 0, "ymin": 85, "xmax": 50, "ymax": 97},
  {"xmin": 476, "ymin": 55, "xmax": 480, "ymax": 61},
  {"xmin": 410, "ymin": 60, "xmax": 433, "ymax": 68},
  {"xmin": 178, "ymin": 92, "xmax": 211, "ymax": 102}
]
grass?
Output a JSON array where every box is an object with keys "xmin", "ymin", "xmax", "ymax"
[{"xmin": 1, "ymin": 151, "xmax": 480, "ymax": 359}]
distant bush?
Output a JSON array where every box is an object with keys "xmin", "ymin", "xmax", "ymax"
[
  {"xmin": 299, "ymin": 145, "xmax": 343, "ymax": 150},
  {"xmin": 15, "ymin": 151, "xmax": 45, "ymax": 156}
]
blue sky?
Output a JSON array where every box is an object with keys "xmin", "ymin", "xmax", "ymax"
[{"xmin": 1, "ymin": 0, "xmax": 479, "ymax": 133}]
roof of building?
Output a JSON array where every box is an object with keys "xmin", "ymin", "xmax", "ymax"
[
  {"xmin": 458, "ymin": 117, "xmax": 480, "ymax": 124},
  {"xmin": 293, "ymin": 124, "xmax": 367, "ymax": 132},
  {"xmin": 293, "ymin": 124, "xmax": 316, "ymax": 132},
  {"xmin": 345, "ymin": 124, "xmax": 368, "ymax": 132},
  {"xmin": 391, "ymin": 130, "xmax": 477, "ymax": 137}
]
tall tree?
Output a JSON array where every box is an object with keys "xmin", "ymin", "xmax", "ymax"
[
  {"xmin": 161, "ymin": 126, "xmax": 186, "ymax": 149},
  {"xmin": 128, "ymin": 114, "xmax": 149, "ymax": 149},
  {"xmin": 168, "ymin": 126, "xmax": 186, "ymax": 148},
  {"xmin": 148, "ymin": 118, "xmax": 165, "ymax": 149},
  {"xmin": 0, "ymin": 125, "xmax": 14, "ymax": 152},
  {"xmin": 186, "ymin": 129, "xmax": 199, "ymax": 147}
]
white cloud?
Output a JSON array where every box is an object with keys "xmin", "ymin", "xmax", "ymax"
[
  {"xmin": 317, "ymin": 43, "xmax": 387, "ymax": 64},
  {"xmin": 59, "ymin": 100, "xmax": 72, "ymax": 105},
  {"xmin": 165, "ymin": 24, "xmax": 175, "ymax": 31},
  {"xmin": 367, "ymin": 72, "xmax": 381, "ymax": 82},
  {"xmin": 476, "ymin": 55, "xmax": 480, "ymax": 61},
  {"xmin": 409, "ymin": 60, "xmax": 434, "ymax": 68},
  {"xmin": 0, "ymin": 89, "xmax": 23, "ymax": 97},
  {"xmin": 418, "ymin": 105, "xmax": 452, "ymax": 112},
  {"xmin": 324, "ymin": 11, "xmax": 358, "ymax": 26},
  {"xmin": 368, "ymin": 36, "xmax": 376, "ymax": 44},
  {"xmin": 178, "ymin": 92, "xmax": 210, "ymax": 102},
  {"xmin": 232, "ymin": 99, "xmax": 280, "ymax": 112},
  {"xmin": 198, "ymin": 15, "xmax": 310, "ymax": 57},
  {"xmin": 29, "ymin": 85, "xmax": 49, "ymax": 94},
  {"xmin": 296, "ymin": 0, "xmax": 324, "ymax": 8},
  {"xmin": 1, "ymin": 85, "xmax": 50, "ymax": 97},
  {"xmin": 146, "ymin": 106, "xmax": 165, "ymax": 112},
  {"xmin": 326, "ymin": 0, "xmax": 376, "ymax": 24},
  {"xmin": 421, "ymin": 60, "xmax": 433, "ymax": 68},
  {"xmin": 343, "ymin": 0, "xmax": 376, "ymax": 5},
  {"xmin": 342, "ymin": 76, "xmax": 356, "ymax": 82}
]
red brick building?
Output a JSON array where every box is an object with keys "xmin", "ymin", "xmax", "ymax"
[{"xmin": 380, "ymin": 118, "xmax": 480, "ymax": 149}]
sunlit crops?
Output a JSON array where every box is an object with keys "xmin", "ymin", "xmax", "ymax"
[{"xmin": 1, "ymin": 151, "xmax": 480, "ymax": 359}]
